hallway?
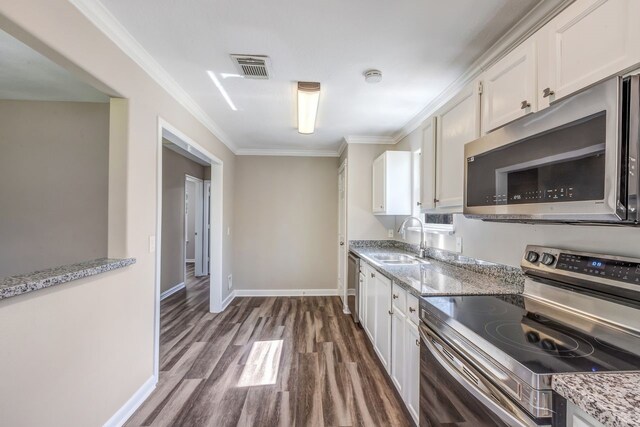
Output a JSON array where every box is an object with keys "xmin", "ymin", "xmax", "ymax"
[{"xmin": 126, "ymin": 267, "xmax": 412, "ymax": 426}]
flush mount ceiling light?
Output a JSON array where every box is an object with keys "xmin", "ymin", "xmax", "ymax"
[
  {"xmin": 364, "ymin": 69, "xmax": 382, "ymax": 84},
  {"xmin": 297, "ymin": 82, "xmax": 321, "ymax": 134}
]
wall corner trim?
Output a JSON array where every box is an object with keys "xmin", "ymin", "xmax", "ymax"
[
  {"xmin": 103, "ymin": 375, "xmax": 157, "ymax": 427},
  {"xmin": 159, "ymin": 282, "xmax": 185, "ymax": 301}
]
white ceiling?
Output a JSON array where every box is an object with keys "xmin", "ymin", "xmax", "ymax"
[
  {"xmin": 98, "ymin": 0, "xmax": 541, "ymax": 153},
  {"xmin": 0, "ymin": 29, "xmax": 108, "ymax": 102}
]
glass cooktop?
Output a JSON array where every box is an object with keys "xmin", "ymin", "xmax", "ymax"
[{"xmin": 422, "ymin": 294, "xmax": 640, "ymax": 375}]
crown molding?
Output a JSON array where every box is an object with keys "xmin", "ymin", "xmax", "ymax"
[
  {"xmin": 69, "ymin": 0, "xmax": 238, "ymax": 154},
  {"xmin": 235, "ymin": 148, "xmax": 340, "ymax": 157},
  {"xmin": 392, "ymin": 0, "xmax": 575, "ymax": 144},
  {"xmin": 345, "ymin": 135, "xmax": 397, "ymax": 145},
  {"xmin": 337, "ymin": 139, "xmax": 348, "ymax": 157}
]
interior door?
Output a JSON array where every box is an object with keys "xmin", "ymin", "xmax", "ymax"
[{"xmin": 338, "ymin": 164, "xmax": 347, "ymax": 306}]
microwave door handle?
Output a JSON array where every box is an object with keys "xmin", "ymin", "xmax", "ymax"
[{"xmin": 420, "ymin": 328, "xmax": 544, "ymax": 427}]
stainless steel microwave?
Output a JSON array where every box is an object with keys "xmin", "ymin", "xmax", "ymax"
[{"xmin": 464, "ymin": 75, "xmax": 639, "ymax": 224}]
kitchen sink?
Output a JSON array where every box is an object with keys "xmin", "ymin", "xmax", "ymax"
[{"xmin": 371, "ymin": 254, "xmax": 423, "ymax": 265}]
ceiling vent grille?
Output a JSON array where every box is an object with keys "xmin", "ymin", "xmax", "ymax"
[{"xmin": 230, "ymin": 54, "xmax": 271, "ymax": 79}]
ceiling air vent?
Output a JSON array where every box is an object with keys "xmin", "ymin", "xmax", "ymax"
[{"xmin": 230, "ymin": 54, "xmax": 271, "ymax": 79}]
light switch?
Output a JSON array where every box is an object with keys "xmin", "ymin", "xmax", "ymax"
[
  {"xmin": 388, "ymin": 229, "xmax": 394, "ymax": 238},
  {"xmin": 149, "ymin": 235, "xmax": 156, "ymax": 253}
]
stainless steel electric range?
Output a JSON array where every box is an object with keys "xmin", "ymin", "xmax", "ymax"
[{"xmin": 419, "ymin": 245, "xmax": 640, "ymax": 427}]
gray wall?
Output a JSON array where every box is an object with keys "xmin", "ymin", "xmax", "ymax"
[
  {"xmin": 234, "ymin": 156, "xmax": 338, "ymax": 291},
  {"xmin": 161, "ymin": 144, "xmax": 204, "ymax": 293},
  {"xmin": 0, "ymin": 100, "xmax": 109, "ymax": 277}
]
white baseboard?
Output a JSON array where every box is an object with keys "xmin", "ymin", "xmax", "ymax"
[
  {"xmin": 220, "ymin": 290, "xmax": 236, "ymax": 311},
  {"xmin": 104, "ymin": 375, "xmax": 156, "ymax": 427},
  {"xmin": 160, "ymin": 282, "xmax": 185, "ymax": 300},
  {"xmin": 234, "ymin": 288, "xmax": 340, "ymax": 297}
]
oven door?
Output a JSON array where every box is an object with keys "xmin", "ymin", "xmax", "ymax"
[
  {"xmin": 464, "ymin": 77, "xmax": 623, "ymax": 222},
  {"xmin": 419, "ymin": 324, "xmax": 550, "ymax": 427}
]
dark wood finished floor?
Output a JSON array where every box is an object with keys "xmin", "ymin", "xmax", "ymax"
[{"xmin": 127, "ymin": 264, "xmax": 413, "ymax": 426}]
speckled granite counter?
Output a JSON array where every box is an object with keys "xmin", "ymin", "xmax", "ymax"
[
  {"xmin": 552, "ymin": 373, "xmax": 640, "ymax": 427},
  {"xmin": 0, "ymin": 258, "xmax": 136, "ymax": 300},
  {"xmin": 349, "ymin": 240, "xmax": 523, "ymax": 297}
]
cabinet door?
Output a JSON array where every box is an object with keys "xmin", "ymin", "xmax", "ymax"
[
  {"xmin": 546, "ymin": 0, "xmax": 640, "ymax": 103},
  {"xmin": 482, "ymin": 38, "xmax": 537, "ymax": 132},
  {"xmin": 405, "ymin": 320, "xmax": 420, "ymax": 425},
  {"xmin": 390, "ymin": 308, "xmax": 406, "ymax": 394},
  {"xmin": 420, "ymin": 117, "xmax": 437, "ymax": 212},
  {"xmin": 436, "ymin": 80, "xmax": 480, "ymax": 210},
  {"xmin": 364, "ymin": 265, "xmax": 376, "ymax": 343},
  {"xmin": 372, "ymin": 154, "xmax": 386, "ymax": 213},
  {"xmin": 374, "ymin": 274, "xmax": 391, "ymax": 372}
]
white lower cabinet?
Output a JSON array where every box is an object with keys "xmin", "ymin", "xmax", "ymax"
[
  {"xmin": 405, "ymin": 320, "xmax": 420, "ymax": 424},
  {"xmin": 390, "ymin": 303, "xmax": 407, "ymax": 393},
  {"xmin": 373, "ymin": 272, "xmax": 392, "ymax": 371}
]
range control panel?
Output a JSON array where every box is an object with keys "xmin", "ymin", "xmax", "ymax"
[
  {"xmin": 555, "ymin": 254, "xmax": 640, "ymax": 285},
  {"xmin": 522, "ymin": 245, "xmax": 640, "ymax": 287}
]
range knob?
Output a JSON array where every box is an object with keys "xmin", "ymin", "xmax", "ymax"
[
  {"xmin": 526, "ymin": 251, "xmax": 540, "ymax": 263},
  {"xmin": 541, "ymin": 253, "xmax": 556, "ymax": 266}
]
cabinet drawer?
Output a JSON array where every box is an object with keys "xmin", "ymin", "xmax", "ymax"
[
  {"xmin": 391, "ymin": 282, "xmax": 407, "ymax": 313},
  {"xmin": 407, "ymin": 294, "xmax": 420, "ymax": 324}
]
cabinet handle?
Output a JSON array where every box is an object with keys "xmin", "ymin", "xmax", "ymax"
[
  {"xmin": 371, "ymin": 273, "xmax": 375, "ymax": 278},
  {"xmin": 416, "ymin": 201, "xmax": 422, "ymax": 207},
  {"xmin": 339, "ymin": 241, "xmax": 344, "ymax": 246},
  {"xmin": 542, "ymin": 87, "xmax": 555, "ymax": 98},
  {"xmin": 380, "ymin": 205, "xmax": 383, "ymax": 209},
  {"xmin": 388, "ymin": 310, "xmax": 393, "ymax": 315},
  {"xmin": 433, "ymin": 198, "xmax": 440, "ymax": 204},
  {"xmin": 520, "ymin": 100, "xmax": 531, "ymax": 109},
  {"xmin": 392, "ymin": 293, "xmax": 399, "ymax": 299},
  {"xmin": 416, "ymin": 339, "xmax": 420, "ymax": 347},
  {"xmin": 409, "ymin": 307, "xmax": 416, "ymax": 313}
]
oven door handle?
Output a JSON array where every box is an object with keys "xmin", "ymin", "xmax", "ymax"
[{"xmin": 419, "ymin": 326, "xmax": 547, "ymax": 427}]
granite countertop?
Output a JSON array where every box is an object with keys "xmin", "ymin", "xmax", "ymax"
[
  {"xmin": 0, "ymin": 258, "xmax": 136, "ymax": 301},
  {"xmin": 552, "ymin": 373, "xmax": 640, "ymax": 427},
  {"xmin": 349, "ymin": 241, "xmax": 523, "ymax": 298}
]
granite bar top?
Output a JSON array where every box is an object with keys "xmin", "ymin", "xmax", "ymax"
[
  {"xmin": 0, "ymin": 258, "xmax": 136, "ymax": 301},
  {"xmin": 349, "ymin": 240, "xmax": 523, "ymax": 298},
  {"xmin": 552, "ymin": 373, "xmax": 640, "ymax": 427}
]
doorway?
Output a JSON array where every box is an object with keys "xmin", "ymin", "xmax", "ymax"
[
  {"xmin": 184, "ymin": 175, "xmax": 204, "ymax": 277},
  {"xmin": 154, "ymin": 118, "xmax": 225, "ymax": 380}
]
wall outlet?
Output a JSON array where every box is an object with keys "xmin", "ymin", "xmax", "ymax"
[
  {"xmin": 387, "ymin": 229, "xmax": 394, "ymax": 238},
  {"xmin": 455, "ymin": 237, "xmax": 463, "ymax": 253},
  {"xmin": 227, "ymin": 274, "xmax": 233, "ymax": 290}
]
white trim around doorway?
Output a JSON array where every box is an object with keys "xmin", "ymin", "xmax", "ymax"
[{"xmin": 154, "ymin": 117, "xmax": 227, "ymax": 381}]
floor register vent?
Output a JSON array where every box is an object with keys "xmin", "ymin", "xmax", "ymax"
[{"xmin": 230, "ymin": 54, "xmax": 271, "ymax": 79}]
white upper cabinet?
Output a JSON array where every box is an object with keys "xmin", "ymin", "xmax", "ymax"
[
  {"xmin": 542, "ymin": 0, "xmax": 640, "ymax": 104},
  {"xmin": 420, "ymin": 117, "xmax": 437, "ymax": 212},
  {"xmin": 435, "ymin": 80, "xmax": 481, "ymax": 211},
  {"xmin": 482, "ymin": 37, "xmax": 538, "ymax": 132},
  {"xmin": 372, "ymin": 151, "xmax": 412, "ymax": 215}
]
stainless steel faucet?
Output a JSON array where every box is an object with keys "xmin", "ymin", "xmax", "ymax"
[{"xmin": 398, "ymin": 216, "xmax": 427, "ymax": 258}]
